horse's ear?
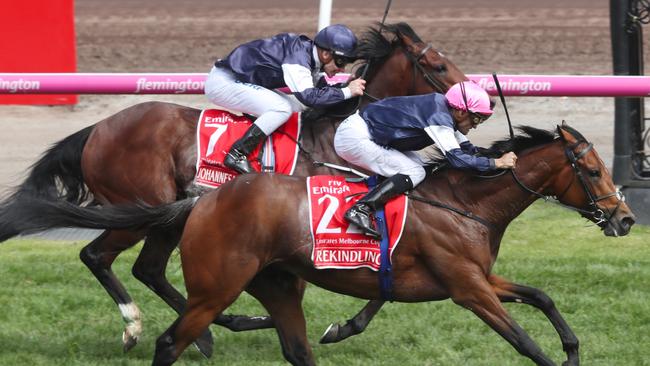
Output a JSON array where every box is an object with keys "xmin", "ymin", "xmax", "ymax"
[
  {"xmin": 399, "ymin": 32, "xmax": 416, "ymax": 48},
  {"xmin": 557, "ymin": 123, "xmax": 577, "ymax": 144}
]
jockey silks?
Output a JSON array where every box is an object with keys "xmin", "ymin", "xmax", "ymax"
[
  {"xmin": 360, "ymin": 93, "xmax": 495, "ymax": 171},
  {"xmin": 215, "ymin": 33, "xmax": 351, "ymax": 108}
]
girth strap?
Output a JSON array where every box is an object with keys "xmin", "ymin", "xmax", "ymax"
[{"xmin": 367, "ymin": 175, "xmax": 394, "ymax": 301}]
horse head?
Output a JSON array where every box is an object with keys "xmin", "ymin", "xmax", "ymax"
[
  {"xmin": 550, "ymin": 123, "xmax": 635, "ymax": 236},
  {"xmin": 356, "ymin": 22, "xmax": 469, "ymax": 101},
  {"xmin": 475, "ymin": 124, "xmax": 634, "ymax": 237}
]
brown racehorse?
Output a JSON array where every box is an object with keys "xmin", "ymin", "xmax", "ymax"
[
  {"xmin": 0, "ymin": 23, "xmax": 468, "ymax": 354},
  {"xmin": 1, "ymin": 124, "xmax": 635, "ymax": 365}
]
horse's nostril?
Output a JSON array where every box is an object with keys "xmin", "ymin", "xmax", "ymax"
[{"xmin": 622, "ymin": 217, "xmax": 635, "ymax": 230}]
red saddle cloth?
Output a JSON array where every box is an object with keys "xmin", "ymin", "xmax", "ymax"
[
  {"xmin": 195, "ymin": 109, "xmax": 301, "ymax": 188},
  {"xmin": 307, "ymin": 176, "xmax": 408, "ymax": 271}
]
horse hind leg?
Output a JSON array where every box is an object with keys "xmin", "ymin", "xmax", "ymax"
[
  {"xmin": 153, "ymin": 272, "xmax": 256, "ymax": 365},
  {"xmin": 78, "ymin": 229, "xmax": 145, "ymax": 352},
  {"xmin": 133, "ymin": 227, "xmax": 275, "ymax": 357},
  {"xmin": 319, "ymin": 299, "xmax": 385, "ymax": 344},
  {"xmin": 489, "ymin": 274, "xmax": 580, "ymax": 366},
  {"xmin": 132, "ymin": 227, "xmax": 214, "ymax": 358},
  {"xmin": 246, "ymin": 268, "xmax": 315, "ymax": 366},
  {"xmin": 212, "ymin": 310, "xmax": 274, "ymax": 332},
  {"xmin": 153, "ymin": 300, "xmax": 227, "ymax": 366},
  {"xmin": 153, "ymin": 234, "xmax": 262, "ymax": 365}
]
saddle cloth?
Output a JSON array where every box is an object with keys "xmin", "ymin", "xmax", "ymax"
[
  {"xmin": 195, "ymin": 109, "xmax": 301, "ymax": 188},
  {"xmin": 307, "ymin": 175, "xmax": 408, "ymax": 271}
]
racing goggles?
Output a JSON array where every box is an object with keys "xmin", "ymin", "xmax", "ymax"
[
  {"xmin": 333, "ymin": 55, "xmax": 354, "ymax": 68},
  {"xmin": 470, "ymin": 112, "xmax": 491, "ymax": 126}
]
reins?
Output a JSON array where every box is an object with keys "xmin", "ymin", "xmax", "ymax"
[{"xmin": 406, "ymin": 193, "xmax": 497, "ymax": 230}]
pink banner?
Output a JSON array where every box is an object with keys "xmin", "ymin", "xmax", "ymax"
[
  {"xmin": 470, "ymin": 74, "xmax": 650, "ymax": 97},
  {"xmin": 1, "ymin": 73, "xmax": 650, "ymax": 97},
  {"xmin": 0, "ymin": 73, "xmax": 206, "ymax": 94}
]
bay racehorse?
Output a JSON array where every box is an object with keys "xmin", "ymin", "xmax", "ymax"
[
  {"xmin": 0, "ymin": 22, "xmax": 468, "ymax": 354},
  {"xmin": 1, "ymin": 124, "xmax": 635, "ymax": 365}
]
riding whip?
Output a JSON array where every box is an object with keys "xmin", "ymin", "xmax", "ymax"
[
  {"xmin": 358, "ymin": 0, "xmax": 393, "ymax": 80},
  {"xmin": 492, "ymin": 72, "xmax": 515, "ymax": 139}
]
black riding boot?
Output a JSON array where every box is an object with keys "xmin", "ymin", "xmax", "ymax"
[
  {"xmin": 224, "ymin": 124, "xmax": 267, "ymax": 174},
  {"xmin": 344, "ymin": 174, "xmax": 413, "ymax": 239}
]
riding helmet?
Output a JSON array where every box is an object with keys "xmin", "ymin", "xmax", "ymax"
[
  {"xmin": 445, "ymin": 81, "xmax": 493, "ymax": 116},
  {"xmin": 314, "ymin": 24, "xmax": 358, "ymax": 59}
]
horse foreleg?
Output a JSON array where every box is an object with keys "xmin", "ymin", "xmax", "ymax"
[
  {"xmin": 79, "ymin": 229, "xmax": 144, "ymax": 352},
  {"xmin": 450, "ymin": 275, "xmax": 556, "ymax": 366},
  {"xmin": 489, "ymin": 274, "xmax": 579, "ymax": 366},
  {"xmin": 319, "ymin": 300, "xmax": 385, "ymax": 344},
  {"xmin": 247, "ymin": 268, "xmax": 315, "ymax": 366}
]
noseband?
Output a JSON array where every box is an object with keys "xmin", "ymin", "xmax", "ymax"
[{"xmin": 511, "ymin": 140, "xmax": 624, "ymax": 228}]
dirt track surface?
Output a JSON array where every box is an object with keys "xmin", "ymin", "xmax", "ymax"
[{"xmin": 0, "ymin": 0, "xmax": 629, "ymax": 190}]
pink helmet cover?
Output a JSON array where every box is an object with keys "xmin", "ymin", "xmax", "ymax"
[{"xmin": 445, "ymin": 81, "xmax": 493, "ymax": 115}]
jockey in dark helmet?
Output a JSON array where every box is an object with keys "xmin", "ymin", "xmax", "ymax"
[
  {"xmin": 334, "ymin": 81, "xmax": 518, "ymax": 239},
  {"xmin": 314, "ymin": 24, "xmax": 358, "ymax": 64},
  {"xmin": 206, "ymin": 24, "xmax": 366, "ymax": 174}
]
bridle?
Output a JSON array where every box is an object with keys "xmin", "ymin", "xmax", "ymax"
[
  {"xmin": 362, "ymin": 41, "xmax": 452, "ymax": 104},
  {"xmin": 510, "ymin": 139, "xmax": 624, "ymax": 228},
  {"xmin": 402, "ymin": 42, "xmax": 450, "ymax": 95}
]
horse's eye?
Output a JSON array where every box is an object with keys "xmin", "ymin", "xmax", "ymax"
[
  {"xmin": 588, "ymin": 169, "xmax": 601, "ymax": 178},
  {"xmin": 432, "ymin": 64, "xmax": 447, "ymax": 73}
]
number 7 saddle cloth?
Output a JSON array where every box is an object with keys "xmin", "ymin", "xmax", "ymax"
[{"xmin": 195, "ymin": 109, "xmax": 301, "ymax": 189}]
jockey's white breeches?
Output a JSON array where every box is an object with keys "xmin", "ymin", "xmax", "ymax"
[
  {"xmin": 334, "ymin": 112, "xmax": 427, "ymax": 185},
  {"xmin": 204, "ymin": 66, "xmax": 306, "ymax": 135}
]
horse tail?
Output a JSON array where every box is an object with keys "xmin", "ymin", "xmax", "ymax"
[
  {"xmin": 0, "ymin": 197, "xmax": 195, "ymax": 242},
  {"xmin": 8, "ymin": 125, "xmax": 94, "ymax": 203}
]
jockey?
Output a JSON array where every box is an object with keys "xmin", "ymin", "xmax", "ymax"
[
  {"xmin": 205, "ymin": 24, "xmax": 367, "ymax": 174},
  {"xmin": 333, "ymin": 81, "xmax": 518, "ymax": 238}
]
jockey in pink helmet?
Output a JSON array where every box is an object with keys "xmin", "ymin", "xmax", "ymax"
[
  {"xmin": 445, "ymin": 80, "xmax": 494, "ymax": 125},
  {"xmin": 333, "ymin": 81, "xmax": 518, "ymax": 239}
]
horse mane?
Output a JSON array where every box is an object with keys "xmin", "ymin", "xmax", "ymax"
[
  {"xmin": 481, "ymin": 126, "xmax": 558, "ymax": 158},
  {"xmin": 354, "ymin": 22, "xmax": 423, "ymax": 78}
]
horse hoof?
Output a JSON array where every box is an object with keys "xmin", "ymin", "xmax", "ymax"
[
  {"xmin": 214, "ymin": 314, "xmax": 274, "ymax": 331},
  {"xmin": 192, "ymin": 329, "xmax": 214, "ymax": 359},
  {"xmin": 122, "ymin": 330, "xmax": 139, "ymax": 352},
  {"xmin": 562, "ymin": 348, "xmax": 580, "ymax": 366},
  {"xmin": 319, "ymin": 323, "xmax": 341, "ymax": 344}
]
